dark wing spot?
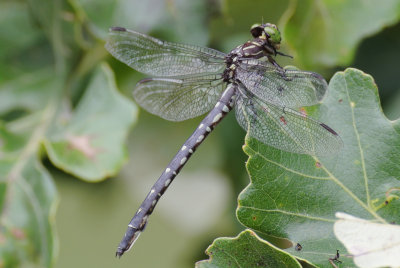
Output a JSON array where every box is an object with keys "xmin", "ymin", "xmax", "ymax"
[
  {"xmin": 137, "ymin": 78, "xmax": 154, "ymax": 84},
  {"xmin": 110, "ymin": 26, "xmax": 126, "ymax": 32},
  {"xmin": 320, "ymin": 123, "xmax": 338, "ymax": 136},
  {"xmin": 277, "ymin": 86, "xmax": 284, "ymax": 92},
  {"xmin": 310, "ymin": 72, "xmax": 324, "ymax": 80}
]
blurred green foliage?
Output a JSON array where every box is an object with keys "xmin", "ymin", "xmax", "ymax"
[{"xmin": 0, "ymin": 0, "xmax": 399, "ymax": 267}]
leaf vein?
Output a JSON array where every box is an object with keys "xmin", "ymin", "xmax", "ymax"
[
  {"xmin": 344, "ymin": 74, "xmax": 371, "ymax": 207},
  {"xmin": 240, "ymin": 205, "xmax": 335, "ymax": 222}
]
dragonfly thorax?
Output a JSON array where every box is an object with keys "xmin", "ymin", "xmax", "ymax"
[{"xmin": 223, "ymin": 38, "xmax": 276, "ymax": 82}]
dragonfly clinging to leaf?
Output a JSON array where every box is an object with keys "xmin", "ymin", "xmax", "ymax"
[{"xmin": 105, "ymin": 23, "xmax": 342, "ymax": 257}]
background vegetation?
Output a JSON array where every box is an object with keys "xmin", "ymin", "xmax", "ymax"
[{"xmin": 1, "ymin": 0, "xmax": 400, "ymax": 267}]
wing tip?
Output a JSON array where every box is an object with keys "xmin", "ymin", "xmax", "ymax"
[
  {"xmin": 309, "ymin": 71, "xmax": 324, "ymax": 80},
  {"xmin": 136, "ymin": 78, "xmax": 153, "ymax": 85},
  {"xmin": 320, "ymin": 123, "xmax": 339, "ymax": 136},
  {"xmin": 110, "ymin": 26, "xmax": 127, "ymax": 32}
]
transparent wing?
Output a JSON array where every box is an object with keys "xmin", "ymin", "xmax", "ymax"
[
  {"xmin": 235, "ymin": 85, "xmax": 342, "ymax": 156},
  {"xmin": 105, "ymin": 27, "xmax": 227, "ymax": 77},
  {"xmin": 133, "ymin": 74, "xmax": 225, "ymax": 121},
  {"xmin": 236, "ymin": 59, "xmax": 328, "ymax": 109}
]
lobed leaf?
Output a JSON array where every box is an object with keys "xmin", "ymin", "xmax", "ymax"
[{"xmin": 237, "ymin": 68, "xmax": 400, "ymax": 267}]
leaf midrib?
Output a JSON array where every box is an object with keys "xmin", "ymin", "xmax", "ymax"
[{"xmin": 341, "ymin": 72, "xmax": 386, "ymax": 223}]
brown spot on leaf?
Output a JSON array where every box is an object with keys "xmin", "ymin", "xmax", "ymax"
[
  {"xmin": 315, "ymin": 161, "xmax": 322, "ymax": 168},
  {"xmin": 384, "ymin": 187, "xmax": 400, "ymax": 205},
  {"xmin": 67, "ymin": 134, "xmax": 102, "ymax": 160},
  {"xmin": 280, "ymin": 116, "xmax": 287, "ymax": 125}
]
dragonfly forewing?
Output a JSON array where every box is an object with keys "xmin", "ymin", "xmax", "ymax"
[
  {"xmin": 236, "ymin": 60, "xmax": 328, "ymax": 109},
  {"xmin": 134, "ymin": 75, "xmax": 226, "ymax": 121},
  {"xmin": 235, "ymin": 84, "xmax": 342, "ymax": 156},
  {"xmin": 106, "ymin": 27, "xmax": 227, "ymax": 77}
]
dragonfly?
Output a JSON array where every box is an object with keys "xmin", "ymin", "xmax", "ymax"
[{"xmin": 105, "ymin": 23, "xmax": 343, "ymax": 257}]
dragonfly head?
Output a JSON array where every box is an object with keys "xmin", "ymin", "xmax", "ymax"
[{"xmin": 250, "ymin": 23, "xmax": 281, "ymax": 51}]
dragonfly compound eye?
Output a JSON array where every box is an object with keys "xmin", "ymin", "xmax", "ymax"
[
  {"xmin": 263, "ymin": 24, "xmax": 281, "ymax": 49},
  {"xmin": 250, "ymin": 23, "xmax": 263, "ymax": 38}
]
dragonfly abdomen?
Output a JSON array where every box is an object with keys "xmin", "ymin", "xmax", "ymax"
[{"xmin": 116, "ymin": 84, "xmax": 236, "ymax": 257}]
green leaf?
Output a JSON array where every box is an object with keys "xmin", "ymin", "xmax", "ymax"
[
  {"xmin": 196, "ymin": 229, "xmax": 302, "ymax": 268},
  {"xmin": 0, "ymin": 1, "xmax": 42, "ymax": 62},
  {"xmin": 0, "ymin": 124, "xmax": 58, "ymax": 268},
  {"xmin": 44, "ymin": 63, "xmax": 137, "ymax": 181},
  {"xmin": 0, "ymin": 2, "xmax": 139, "ymax": 266},
  {"xmin": 210, "ymin": 0, "xmax": 291, "ymax": 53},
  {"xmin": 0, "ymin": 70, "xmax": 57, "ymax": 115},
  {"xmin": 0, "ymin": 2, "xmax": 54, "ymax": 82},
  {"xmin": 283, "ymin": 0, "xmax": 400, "ymax": 68},
  {"xmin": 334, "ymin": 212, "xmax": 400, "ymax": 268},
  {"xmin": 75, "ymin": 0, "xmax": 212, "ymax": 45},
  {"xmin": 237, "ymin": 68, "xmax": 400, "ymax": 267}
]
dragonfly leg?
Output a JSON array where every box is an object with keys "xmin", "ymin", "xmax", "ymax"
[
  {"xmin": 267, "ymin": 55, "xmax": 283, "ymax": 70},
  {"xmin": 267, "ymin": 56, "xmax": 291, "ymax": 81}
]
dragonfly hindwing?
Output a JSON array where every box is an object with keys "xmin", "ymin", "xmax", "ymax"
[{"xmin": 134, "ymin": 75, "xmax": 226, "ymax": 121}]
